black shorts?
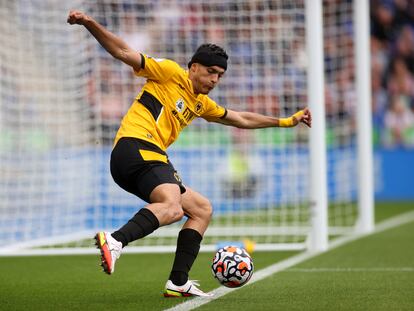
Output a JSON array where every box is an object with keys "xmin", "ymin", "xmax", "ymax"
[{"xmin": 110, "ymin": 137, "xmax": 186, "ymax": 203}]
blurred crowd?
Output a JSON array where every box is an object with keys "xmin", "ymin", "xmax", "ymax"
[
  {"xmin": 89, "ymin": 0, "xmax": 414, "ymax": 149},
  {"xmin": 371, "ymin": 0, "xmax": 414, "ymax": 148},
  {"xmin": 91, "ymin": 0, "xmax": 308, "ymax": 145}
]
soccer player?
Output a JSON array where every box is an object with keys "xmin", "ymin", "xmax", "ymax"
[{"xmin": 67, "ymin": 10, "xmax": 312, "ymax": 297}]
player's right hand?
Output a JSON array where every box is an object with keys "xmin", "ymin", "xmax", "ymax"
[
  {"xmin": 295, "ymin": 107, "xmax": 312, "ymax": 128},
  {"xmin": 67, "ymin": 10, "xmax": 89, "ymax": 25}
]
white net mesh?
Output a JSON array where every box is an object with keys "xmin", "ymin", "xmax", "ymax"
[
  {"xmin": 0, "ymin": 0, "xmax": 101, "ymax": 246},
  {"xmin": 323, "ymin": 0, "xmax": 358, "ymax": 233},
  {"xmin": 0, "ymin": 0, "xmax": 365, "ymax": 253}
]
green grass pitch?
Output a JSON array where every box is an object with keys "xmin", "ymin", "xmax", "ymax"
[{"xmin": 1, "ymin": 202, "xmax": 413, "ymax": 311}]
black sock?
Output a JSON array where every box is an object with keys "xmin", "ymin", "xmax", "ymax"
[
  {"xmin": 111, "ymin": 208, "xmax": 159, "ymax": 247},
  {"xmin": 169, "ymin": 228, "xmax": 203, "ymax": 286}
]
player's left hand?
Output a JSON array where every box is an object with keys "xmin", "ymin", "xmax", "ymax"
[{"xmin": 293, "ymin": 108, "xmax": 312, "ymax": 128}]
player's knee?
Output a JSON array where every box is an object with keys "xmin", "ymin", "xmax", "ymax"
[
  {"xmin": 199, "ymin": 198, "xmax": 213, "ymax": 221},
  {"xmin": 167, "ymin": 202, "xmax": 185, "ymax": 222}
]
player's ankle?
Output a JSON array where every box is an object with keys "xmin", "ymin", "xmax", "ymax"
[{"xmin": 169, "ymin": 271, "xmax": 188, "ymax": 286}]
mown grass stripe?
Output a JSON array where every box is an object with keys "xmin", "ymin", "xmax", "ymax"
[{"xmin": 165, "ymin": 209, "xmax": 414, "ymax": 311}]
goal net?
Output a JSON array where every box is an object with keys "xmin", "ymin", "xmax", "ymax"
[{"xmin": 0, "ymin": 0, "xmax": 369, "ymax": 255}]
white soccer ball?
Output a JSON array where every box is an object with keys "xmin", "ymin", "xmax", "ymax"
[{"xmin": 211, "ymin": 246, "xmax": 254, "ymax": 288}]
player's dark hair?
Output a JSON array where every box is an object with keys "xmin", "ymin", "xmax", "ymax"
[
  {"xmin": 188, "ymin": 43, "xmax": 229, "ymax": 70},
  {"xmin": 195, "ymin": 43, "xmax": 228, "ymax": 60}
]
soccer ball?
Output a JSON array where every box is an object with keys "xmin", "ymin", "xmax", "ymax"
[{"xmin": 211, "ymin": 246, "xmax": 254, "ymax": 288}]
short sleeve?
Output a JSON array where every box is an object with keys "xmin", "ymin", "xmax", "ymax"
[
  {"xmin": 133, "ymin": 53, "xmax": 180, "ymax": 83},
  {"xmin": 200, "ymin": 96, "xmax": 227, "ymax": 121}
]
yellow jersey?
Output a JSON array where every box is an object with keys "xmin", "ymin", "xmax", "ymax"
[{"xmin": 114, "ymin": 54, "xmax": 227, "ymax": 151}]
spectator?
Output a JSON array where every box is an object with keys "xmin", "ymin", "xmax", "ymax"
[
  {"xmin": 371, "ymin": 1, "xmax": 397, "ymax": 44},
  {"xmin": 386, "ymin": 57, "xmax": 414, "ymax": 98},
  {"xmin": 370, "ymin": 1, "xmax": 414, "ymax": 148},
  {"xmin": 383, "ymin": 95, "xmax": 414, "ymax": 147}
]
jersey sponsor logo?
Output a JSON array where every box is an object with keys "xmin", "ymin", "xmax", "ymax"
[
  {"xmin": 175, "ymin": 98, "xmax": 185, "ymax": 113},
  {"xmin": 182, "ymin": 107, "xmax": 196, "ymax": 122},
  {"xmin": 171, "ymin": 106, "xmax": 196, "ymax": 127},
  {"xmin": 171, "ymin": 109, "xmax": 187, "ymax": 127}
]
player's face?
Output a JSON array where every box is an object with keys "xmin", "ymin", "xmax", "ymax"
[{"xmin": 190, "ymin": 64, "xmax": 225, "ymax": 95}]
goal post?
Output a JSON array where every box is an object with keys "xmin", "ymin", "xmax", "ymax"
[
  {"xmin": 0, "ymin": 0, "xmax": 373, "ymax": 255},
  {"xmin": 306, "ymin": 0, "xmax": 328, "ymax": 252},
  {"xmin": 354, "ymin": 0, "xmax": 375, "ymax": 234}
]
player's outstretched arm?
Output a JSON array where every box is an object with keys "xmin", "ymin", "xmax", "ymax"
[
  {"xmin": 215, "ymin": 108, "xmax": 312, "ymax": 129},
  {"xmin": 67, "ymin": 10, "xmax": 142, "ymax": 71}
]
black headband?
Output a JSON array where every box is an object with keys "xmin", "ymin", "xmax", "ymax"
[{"xmin": 188, "ymin": 51, "xmax": 228, "ymax": 71}]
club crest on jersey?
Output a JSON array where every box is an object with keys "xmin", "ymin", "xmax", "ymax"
[
  {"xmin": 175, "ymin": 98, "xmax": 185, "ymax": 113},
  {"xmin": 174, "ymin": 172, "xmax": 182, "ymax": 183},
  {"xmin": 195, "ymin": 101, "xmax": 203, "ymax": 113}
]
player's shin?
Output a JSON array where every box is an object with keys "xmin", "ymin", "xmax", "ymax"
[{"xmin": 168, "ymin": 228, "xmax": 203, "ymax": 286}]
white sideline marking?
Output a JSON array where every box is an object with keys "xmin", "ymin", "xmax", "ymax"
[
  {"xmin": 164, "ymin": 210, "xmax": 414, "ymax": 311},
  {"xmin": 286, "ymin": 267, "xmax": 414, "ymax": 272}
]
